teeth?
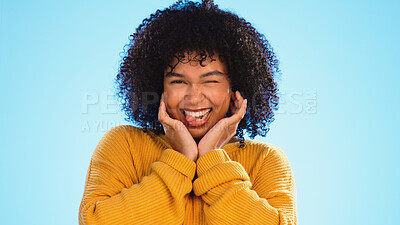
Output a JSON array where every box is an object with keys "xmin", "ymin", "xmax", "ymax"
[{"xmin": 183, "ymin": 109, "xmax": 211, "ymax": 117}]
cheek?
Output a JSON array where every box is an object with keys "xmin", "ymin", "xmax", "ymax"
[
  {"xmin": 164, "ymin": 88, "xmax": 182, "ymax": 103},
  {"xmin": 212, "ymin": 86, "xmax": 230, "ymax": 100},
  {"xmin": 207, "ymin": 88, "xmax": 231, "ymax": 109},
  {"xmin": 163, "ymin": 89, "xmax": 184, "ymax": 117}
]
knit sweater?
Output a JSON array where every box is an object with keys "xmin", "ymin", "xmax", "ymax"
[{"xmin": 79, "ymin": 125, "xmax": 297, "ymax": 225}]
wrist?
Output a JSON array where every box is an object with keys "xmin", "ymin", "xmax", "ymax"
[
  {"xmin": 198, "ymin": 147, "xmax": 213, "ymax": 159},
  {"xmin": 181, "ymin": 149, "xmax": 198, "ymax": 162}
]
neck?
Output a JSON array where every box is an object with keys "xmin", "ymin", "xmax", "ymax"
[{"xmin": 194, "ymin": 136, "xmax": 241, "ymax": 145}]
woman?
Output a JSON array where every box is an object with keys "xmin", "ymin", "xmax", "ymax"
[{"xmin": 79, "ymin": 0, "xmax": 297, "ymax": 224}]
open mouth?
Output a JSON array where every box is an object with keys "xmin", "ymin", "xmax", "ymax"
[{"xmin": 180, "ymin": 108, "xmax": 212, "ymax": 126}]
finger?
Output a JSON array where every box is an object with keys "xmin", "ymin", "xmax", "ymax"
[
  {"xmin": 236, "ymin": 91, "xmax": 245, "ymax": 109},
  {"xmin": 158, "ymin": 101, "xmax": 172, "ymax": 125},
  {"xmin": 236, "ymin": 91, "xmax": 243, "ymax": 101},
  {"xmin": 159, "ymin": 100, "xmax": 184, "ymax": 132},
  {"xmin": 239, "ymin": 99, "xmax": 247, "ymax": 118},
  {"xmin": 231, "ymin": 91, "xmax": 237, "ymax": 102},
  {"xmin": 234, "ymin": 91, "xmax": 240, "ymax": 108},
  {"xmin": 161, "ymin": 92, "xmax": 167, "ymax": 104},
  {"xmin": 229, "ymin": 91, "xmax": 245, "ymax": 117},
  {"xmin": 158, "ymin": 100, "xmax": 167, "ymax": 122},
  {"xmin": 237, "ymin": 91, "xmax": 245, "ymax": 104},
  {"xmin": 231, "ymin": 91, "xmax": 241, "ymax": 113},
  {"xmin": 159, "ymin": 97, "xmax": 171, "ymax": 119},
  {"xmin": 228, "ymin": 98, "xmax": 247, "ymax": 123}
]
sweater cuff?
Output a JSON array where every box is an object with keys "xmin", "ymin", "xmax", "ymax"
[
  {"xmin": 196, "ymin": 149, "xmax": 231, "ymax": 176},
  {"xmin": 159, "ymin": 149, "xmax": 196, "ymax": 180},
  {"xmin": 194, "ymin": 149, "xmax": 250, "ymax": 197}
]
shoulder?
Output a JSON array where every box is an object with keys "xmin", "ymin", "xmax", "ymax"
[
  {"xmin": 225, "ymin": 140, "xmax": 292, "ymax": 175},
  {"xmin": 103, "ymin": 124, "xmax": 144, "ymax": 137},
  {"xmin": 100, "ymin": 125, "xmax": 158, "ymax": 143},
  {"xmin": 93, "ymin": 125, "xmax": 154, "ymax": 156},
  {"xmin": 248, "ymin": 140, "xmax": 291, "ymax": 165},
  {"xmin": 228, "ymin": 139, "xmax": 288, "ymax": 159},
  {"xmin": 231, "ymin": 140, "xmax": 293, "ymax": 171},
  {"xmin": 95, "ymin": 125, "xmax": 168, "ymax": 156},
  {"xmin": 253, "ymin": 141, "xmax": 289, "ymax": 161}
]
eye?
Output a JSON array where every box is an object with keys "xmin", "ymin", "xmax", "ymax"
[
  {"xmin": 170, "ymin": 80, "xmax": 185, "ymax": 84},
  {"xmin": 204, "ymin": 80, "xmax": 219, "ymax": 83}
]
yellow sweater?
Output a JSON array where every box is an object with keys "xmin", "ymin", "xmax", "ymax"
[{"xmin": 79, "ymin": 125, "xmax": 297, "ymax": 224}]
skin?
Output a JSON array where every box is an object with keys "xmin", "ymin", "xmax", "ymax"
[{"xmin": 158, "ymin": 52, "xmax": 247, "ymax": 161}]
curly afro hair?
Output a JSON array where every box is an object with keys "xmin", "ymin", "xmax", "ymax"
[{"xmin": 115, "ymin": 0, "xmax": 280, "ymax": 139}]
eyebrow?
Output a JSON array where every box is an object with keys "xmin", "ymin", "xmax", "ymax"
[{"xmin": 165, "ymin": 70, "xmax": 225, "ymax": 78}]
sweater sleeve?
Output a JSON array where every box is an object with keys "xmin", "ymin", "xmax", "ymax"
[
  {"xmin": 79, "ymin": 126, "xmax": 196, "ymax": 225},
  {"xmin": 193, "ymin": 148, "xmax": 297, "ymax": 225}
]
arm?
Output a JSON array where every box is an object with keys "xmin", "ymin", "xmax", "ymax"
[
  {"xmin": 79, "ymin": 126, "xmax": 196, "ymax": 225},
  {"xmin": 193, "ymin": 148, "xmax": 297, "ymax": 225}
]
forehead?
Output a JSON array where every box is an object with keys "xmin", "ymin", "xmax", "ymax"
[{"xmin": 165, "ymin": 51, "xmax": 228, "ymax": 75}]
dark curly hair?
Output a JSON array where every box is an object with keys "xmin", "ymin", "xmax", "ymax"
[{"xmin": 115, "ymin": 0, "xmax": 280, "ymax": 139}]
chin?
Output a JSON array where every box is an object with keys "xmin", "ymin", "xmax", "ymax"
[{"xmin": 187, "ymin": 127, "xmax": 208, "ymax": 139}]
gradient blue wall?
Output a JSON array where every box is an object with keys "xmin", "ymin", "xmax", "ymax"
[{"xmin": 1, "ymin": 0, "xmax": 399, "ymax": 224}]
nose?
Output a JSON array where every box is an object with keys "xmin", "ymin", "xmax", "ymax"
[{"xmin": 184, "ymin": 84, "xmax": 204, "ymax": 105}]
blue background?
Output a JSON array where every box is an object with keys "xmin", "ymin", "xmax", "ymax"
[{"xmin": 1, "ymin": 0, "xmax": 399, "ymax": 224}]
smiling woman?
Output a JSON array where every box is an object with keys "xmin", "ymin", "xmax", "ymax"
[
  {"xmin": 79, "ymin": 0, "xmax": 297, "ymax": 224},
  {"xmin": 163, "ymin": 52, "xmax": 232, "ymax": 141}
]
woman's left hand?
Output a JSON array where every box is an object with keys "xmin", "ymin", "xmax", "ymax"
[{"xmin": 197, "ymin": 91, "xmax": 247, "ymax": 158}]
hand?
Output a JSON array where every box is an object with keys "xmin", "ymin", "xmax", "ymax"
[
  {"xmin": 197, "ymin": 91, "xmax": 247, "ymax": 158},
  {"xmin": 158, "ymin": 93, "xmax": 198, "ymax": 161}
]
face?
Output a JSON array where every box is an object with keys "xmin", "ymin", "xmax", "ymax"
[{"xmin": 163, "ymin": 52, "xmax": 233, "ymax": 139}]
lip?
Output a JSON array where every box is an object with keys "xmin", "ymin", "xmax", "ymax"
[
  {"xmin": 180, "ymin": 108, "xmax": 211, "ymax": 112},
  {"xmin": 185, "ymin": 110, "xmax": 211, "ymax": 127},
  {"xmin": 180, "ymin": 108, "xmax": 212, "ymax": 127}
]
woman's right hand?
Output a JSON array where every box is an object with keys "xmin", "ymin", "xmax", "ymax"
[{"xmin": 158, "ymin": 94, "xmax": 198, "ymax": 161}]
